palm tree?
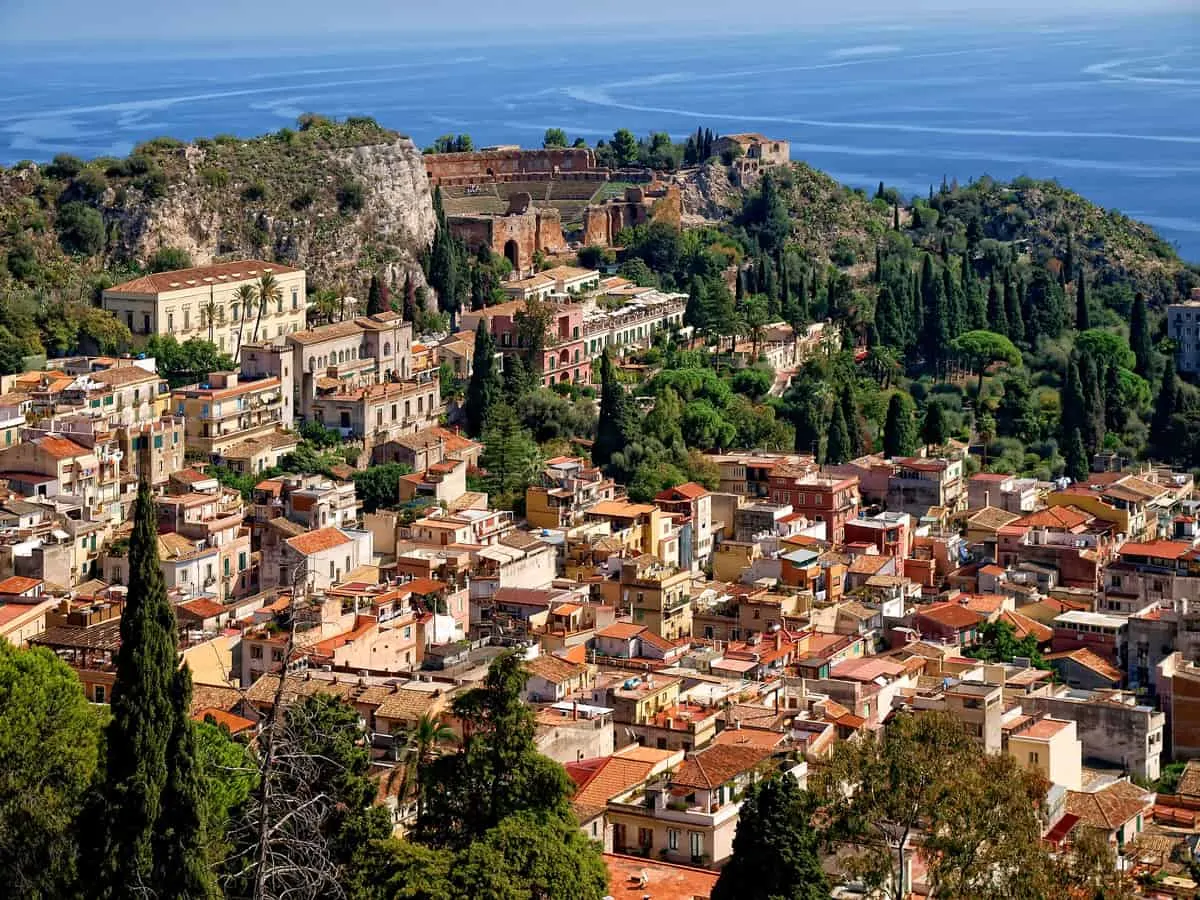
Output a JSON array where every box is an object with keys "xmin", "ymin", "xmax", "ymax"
[
  {"xmin": 204, "ymin": 287, "xmax": 218, "ymax": 345},
  {"xmin": 232, "ymin": 283, "xmax": 256, "ymax": 358},
  {"xmin": 253, "ymin": 271, "xmax": 281, "ymax": 344},
  {"xmin": 401, "ymin": 713, "xmax": 457, "ymax": 823}
]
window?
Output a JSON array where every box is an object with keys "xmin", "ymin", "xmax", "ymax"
[
  {"xmin": 167, "ymin": 312, "xmax": 174, "ymax": 331},
  {"xmin": 1028, "ymin": 751, "xmax": 1040, "ymax": 764},
  {"xmin": 183, "ymin": 310, "xmax": 190, "ymax": 330},
  {"xmin": 329, "ymin": 561, "xmax": 335, "ymax": 578},
  {"xmin": 292, "ymin": 289, "xmax": 299, "ymax": 309},
  {"xmin": 94, "ymin": 684, "xmax": 106, "ymax": 703},
  {"xmin": 271, "ymin": 649, "xmax": 283, "ymax": 662},
  {"xmin": 637, "ymin": 828, "xmax": 653, "ymax": 849},
  {"xmin": 689, "ymin": 832, "xmax": 704, "ymax": 859},
  {"xmin": 224, "ymin": 558, "xmax": 231, "ymax": 576},
  {"xmin": 391, "ymin": 404, "xmax": 397, "ymax": 422},
  {"xmin": 668, "ymin": 829, "xmax": 679, "ymax": 851},
  {"xmin": 251, "ymin": 645, "xmax": 263, "ymax": 660},
  {"xmin": 143, "ymin": 314, "xmax": 151, "ymax": 333}
]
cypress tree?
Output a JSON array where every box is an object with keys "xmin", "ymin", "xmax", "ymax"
[
  {"xmin": 920, "ymin": 254, "xmax": 950, "ymax": 370},
  {"xmin": 873, "ymin": 244, "xmax": 882, "ymax": 284},
  {"xmin": 1104, "ymin": 363, "xmax": 1127, "ymax": 433},
  {"xmin": 1064, "ymin": 231, "xmax": 1076, "ymax": 285},
  {"xmin": 921, "ymin": 401, "xmax": 948, "ymax": 449},
  {"xmin": 875, "ymin": 283, "xmax": 907, "ymax": 349},
  {"xmin": 986, "ymin": 271, "xmax": 1007, "ymax": 336},
  {"xmin": 155, "ymin": 664, "xmax": 216, "ymax": 899},
  {"xmin": 735, "ymin": 267, "xmax": 745, "ymax": 301},
  {"xmin": 402, "ymin": 272, "xmax": 417, "ymax": 322},
  {"xmin": 942, "ymin": 260, "xmax": 963, "ymax": 339},
  {"xmin": 883, "ymin": 392, "xmax": 919, "ymax": 458},
  {"xmin": 593, "ymin": 350, "xmax": 637, "ymax": 471},
  {"xmin": 823, "ymin": 402, "xmax": 853, "ymax": 465},
  {"xmin": 685, "ymin": 276, "xmax": 706, "ymax": 330},
  {"xmin": 96, "ymin": 480, "xmax": 183, "ymax": 897},
  {"xmin": 893, "ymin": 203, "xmax": 900, "ymax": 231},
  {"xmin": 1004, "ymin": 276, "xmax": 1025, "ymax": 344},
  {"xmin": 963, "ymin": 253, "xmax": 986, "ymax": 331},
  {"xmin": 840, "ymin": 384, "xmax": 863, "ymax": 458},
  {"xmin": 796, "ymin": 269, "xmax": 809, "ymax": 323},
  {"xmin": 1075, "ymin": 268, "xmax": 1090, "ymax": 331},
  {"xmin": 1064, "ymin": 425, "xmax": 1089, "ymax": 481},
  {"xmin": 464, "ymin": 321, "xmax": 503, "ymax": 436},
  {"xmin": 1130, "ymin": 292, "xmax": 1152, "ymax": 377},
  {"xmin": 503, "ymin": 352, "xmax": 531, "ymax": 402},
  {"xmin": 1079, "ymin": 354, "xmax": 1105, "ymax": 453},
  {"xmin": 366, "ymin": 273, "xmax": 388, "ymax": 316},
  {"xmin": 1059, "ymin": 357, "xmax": 1086, "ymax": 449},
  {"xmin": 911, "ymin": 270, "xmax": 924, "ymax": 340},
  {"xmin": 1151, "ymin": 356, "xmax": 1181, "ymax": 443}
]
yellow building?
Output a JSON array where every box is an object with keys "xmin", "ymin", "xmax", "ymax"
[
  {"xmin": 585, "ymin": 499, "xmax": 667, "ymax": 559},
  {"xmin": 103, "ymin": 260, "xmax": 308, "ymax": 353},
  {"xmin": 620, "ymin": 556, "xmax": 693, "ymax": 641},
  {"xmin": 1007, "ymin": 716, "xmax": 1082, "ymax": 791}
]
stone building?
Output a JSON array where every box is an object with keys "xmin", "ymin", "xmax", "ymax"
[
  {"xmin": 582, "ymin": 183, "xmax": 683, "ymax": 248},
  {"xmin": 449, "ymin": 193, "xmax": 568, "ymax": 277}
]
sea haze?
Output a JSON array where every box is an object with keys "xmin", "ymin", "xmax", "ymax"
[{"xmin": 0, "ymin": 14, "xmax": 1196, "ymax": 258}]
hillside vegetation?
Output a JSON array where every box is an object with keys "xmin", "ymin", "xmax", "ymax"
[{"xmin": 0, "ymin": 115, "xmax": 434, "ymax": 304}]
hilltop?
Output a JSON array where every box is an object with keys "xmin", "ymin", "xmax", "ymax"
[
  {"xmin": 0, "ymin": 116, "xmax": 435, "ymax": 301},
  {"xmin": 685, "ymin": 161, "xmax": 1196, "ymax": 305}
]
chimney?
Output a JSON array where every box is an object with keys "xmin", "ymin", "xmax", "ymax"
[
  {"xmin": 775, "ymin": 631, "xmax": 783, "ymax": 650},
  {"xmin": 984, "ymin": 490, "xmax": 990, "ymax": 508}
]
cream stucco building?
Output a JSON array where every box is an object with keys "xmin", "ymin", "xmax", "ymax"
[{"xmin": 103, "ymin": 260, "xmax": 308, "ymax": 353}]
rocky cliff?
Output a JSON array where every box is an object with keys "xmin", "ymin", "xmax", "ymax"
[{"xmin": 0, "ymin": 118, "xmax": 436, "ymax": 298}]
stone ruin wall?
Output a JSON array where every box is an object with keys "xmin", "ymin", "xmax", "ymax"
[{"xmin": 424, "ymin": 147, "xmax": 598, "ymax": 186}]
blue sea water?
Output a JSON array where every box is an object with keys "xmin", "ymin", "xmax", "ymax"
[{"xmin": 0, "ymin": 14, "xmax": 1197, "ymax": 258}]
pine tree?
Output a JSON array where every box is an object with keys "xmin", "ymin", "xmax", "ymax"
[
  {"xmin": 986, "ymin": 272, "xmax": 1007, "ymax": 336},
  {"xmin": 154, "ymin": 665, "xmax": 216, "ymax": 899},
  {"xmin": 1130, "ymin": 292, "xmax": 1152, "ymax": 377},
  {"xmin": 921, "ymin": 401, "xmax": 948, "ymax": 449},
  {"xmin": 95, "ymin": 480, "xmax": 184, "ymax": 897},
  {"xmin": 1004, "ymin": 276, "xmax": 1025, "ymax": 344},
  {"xmin": 503, "ymin": 352, "xmax": 531, "ymax": 402},
  {"xmin": 823, "ymin": 402, "xmax": 853, "ymax": 465},
  {"xmin": 1075, "ymin": 268, "xmax": 1090, "ymax": 331},
  {"xmin": 480, "ymin": 404, "xmax": 540, "ymax": 503},
  {"xmin": 593, "ymin": 350, "xmax": 637, "ymax": 471},
  {"xmin": 1064, "ymin": 425, "xmax": 1089, "ymax": 481},
  {"xmin": 1079, "ymin": 353, "xmax": 1105, "ymax": 453},
  {"xmin": 883, "ymin": 392, "xmax": 919, "ymax": 458},
  {"xmin": 464, "ymin": 321, "xmax": 503, "ymax": 436}
]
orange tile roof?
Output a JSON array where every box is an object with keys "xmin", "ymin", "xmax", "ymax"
[
  {"xmin": 571, "ymin": 757, "xmax": 656, "ymax": 816},
  {"xmin": 655, "ymin": 481, "xmax": 709, "ymax": 501},
  {"xmin": 596, "ymin": 622, "xmax": 646, "ymax": 640},
  {"xmin": 0, "ymin": 575, "xmax": 42, "ymax": 595},
  {"xmin": 1045, "ymin": 648, "xmax": 1122, "ymax": 683},
  {"xmin": 712, "ymin": 726, "xmax": 787, "ymax": 750},
  {"xmin": 178, "ymin": 598, "xmax": 225, "ymax": 620},
  {"xmin": 916, "ymin": 602, "xmax": 984, "ymax": 629},
  {"xmin": 37, "ymin": 436, "xmax": 92, "ymax": 460},
  {"xmin": 1012, "ymin": 506, "xmax": 1091, "ymax": 530},
  {"xmin": 672, "ymin": 744, "xmax": 772, "ymax": 790},
  {"xmin": 286, "ymin": 527, "xmax": 352, "ymax": 555},
  {"xmin": 526, "ymin": 653, "xmax": 586, "ymax": 685},
  {"xmin": 1018, "ymin": 717, "xmax": 1072, "ymax": 740},
  {"xmin": 193, "ymin": 707, "xmax": 256, "ymax": 735},
  {"xmin": 1119, "ymin": 540, "xmax": 1194, "ymax": 560},
  {"xmin": 1065, "ymin": 781, "xmax": 1153, "ymax": 831},
  {"xmin": 107, "ymin": 259, "xmax": 299, "ymax": 295},
  {"xmin": 998, "ymin": 610, "xmax": 1054, "ymax": 644}
]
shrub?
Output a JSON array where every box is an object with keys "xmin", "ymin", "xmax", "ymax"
[
  {"xmin": 200, "ymin": 167, "xmax": 229, "ymax": 188},
  {"xmin": 134, "ymin": 169, "xmax": 167, "ymax": 199},
  {"xmin": 125, "ymin": 154, "xmax": 153, "ymax": 175},
  {"xmin": 6, "ymin": 236, "xmax": 40, "ymax": 282},
  {"xmin": 148, "ymin": 247, "xmax": 193, "ymax": 273},
  {"xmin": 291, "ymin": 189, "xmax": 315, "ymax": 211},
  {"xmin": 337, "ymin": 180, "xmax": 365, "ymax": 213},
  {"xmin": 44, "ymin": 153, "xmax": 84, "ymax": 179},
  {"xmin": 57, "ymin": 202, "xmax": 105, "ymax": 255},
  {"xmin": 69, "ymin": 168, "xmax": 109, "ymax": 204},
  {"xmin": 242, "ymin": 180, "xmax": 269, "ymax": 202},
  {"xmin": 831, "ymin": 236, "xmax": 858, "ymax": 267}
]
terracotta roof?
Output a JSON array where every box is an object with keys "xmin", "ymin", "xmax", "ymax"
[
  {"xmin": 287, "ymin": 527, "xmax": 352, "ymax": 555},
  {"xmin": 1017, "ymin": 717, "xmax": 1072, "ymax": 740},
  {"xmin": 655, "ymin": 482, "xmax": 709, "ymax": 501},
  {"xmin": 571, "ymin": 757, "xmax": 656, "ymax": 819},
  {"xmin": 968, "ymin": 506, "xmax": 1021, "ymax": 530},
  {"xmin": 1065, "ymin": 780, "xmax": 1153, "ymax": 831},
  {"xmin": 36, "ymin": 436, "xmax": 92, "ymax": 460},
  {"xmin": 0, "ymin": 575, "xmax": 42, "ymax": 595},
  {"xmin": 106, "ymin": 260, "xmax": 299, "ymax": 295},
  {"xmin": 374, "ymin": 688, "xmax": 445, "ymax": 722},
  {"xmin": 998, "ymin": 610, "xmax": 1053, "ymax": 643},
  {"xmin": 526, "ymin": 653, "xmax": 587, "ymax": 685},
  {"xmin": 1119, "ymin": 540, "xmax": 1194, "ymax": 560},
  {"xmin": 587, "ymin": 500, "xmax": 656, "ymax": 518},
  {"xmin": 712, "ymin": 726, "xmax": 787, "ymax": 751},
  {"xmin": 190, "ymin": 682, "xmax": 243, "ymax": 716},
  {"xmin": 288, "ymin": 319, "xmax": 368, "ymax": 346},
  {"xmin": 1045, "ymin": 648, "xmax": 1122, "ymax": 683},
  {"xmin": 915, "ymin": 602, "xmax": 984, "ymax": 630},
  {"xmin": 173, "ymin": 467, "xmax": 214, "ymax": 485},
  {"xmin": 1176, "ymin": 760, "xmax": 1200, "ymax": 799},
  {"xmin": 1012, "ymin": 506, "xmax": 1091, "ymax": 530},
  {"xmin": 671, "ymin": 744, "xmax": 772, "ymax": 790},
  {"xmin": 194, "ymin": 707, "xmax": 256, "ymax": 734},
  {"xmin": 266, "ymin": 517, "xmax": 306, "ymax": 538},
  {"xmin": 178, "ymin": 598, "xmax": 225, "ymax": 620},
  {"xmin": 602, "ymin": 854, "xmax": 717, "ymax": 900},
  {"xmin": 596, "ymin": 622, "xmax": 646, "ymax": 640},
  {"xmin": 848, "ymin": 555, "xmax": 890, "ymax": 575}
]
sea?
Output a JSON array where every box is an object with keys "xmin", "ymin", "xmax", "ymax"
[{"xmin": 0, "ymin": 12, "xmax": 1197, "ymax": 258}]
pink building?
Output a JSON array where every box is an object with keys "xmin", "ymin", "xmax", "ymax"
[{"xmin": 460, "ymin": 300, "xmax": 591, "ymax": 387}]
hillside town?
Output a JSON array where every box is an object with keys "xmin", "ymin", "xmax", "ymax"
[{"xmin": 3, "ymin": 122, "xmax": 1200, "ymax": 900}]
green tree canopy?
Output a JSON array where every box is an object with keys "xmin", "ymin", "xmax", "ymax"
[
  {"xmin": 882, "ymin": 391, "xmax": 919, "ymax": 458},
  {"xmin": 542, "ymin": 128, "xmax": 568, "ymax": 148}
]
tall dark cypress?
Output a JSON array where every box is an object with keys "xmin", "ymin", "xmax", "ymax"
[
  {"xmin": 1104, "ymin": 363, "xmax": 1127, "ymax": 434},
  {"xmin": 823, "ymin": 402, "xmax": 853, "ymax": 465},
  {"xmin": 920, "ymin": 254, "xmax": 950, "ymax": 370},
  {"xmin": 986, "ymin": 271, "xmax": 1007, "ymax": 335},
  {"xmin": 840, "ymin": 384, "xmax": 863, "ymax": 458},
  {"xmin": 1151, "ymin": 357, "xmax": 1181, "ymax": 442},
  {"xmin": 593, "ymin": 350, "xmax": 637, "ymax": 471},
  {"xmin": 97, "ymin": 480, "xmax": 182, "ymax": 896},
  {"xmin": 1004, "ymin": 276, "xmax": 1025, "ymax": 344},
  {"xmin": 155, "ymin": 665, "xmax": 216, "ymax": 899},
  {"xmin": 1064, "ymin": 425, "xmax": 1089, "ymax": 482},
  {"xmin": 942, "ymin": 260, "xmax": 963, "ymax": 340},
  {"xmin": 464, "ymin": 321, "xmax": 503, "ymax": 436},
  {"xmin": 1130, "ymin": 292, "xmax": 1152, "ymax": 377},
  {"xmin": 1079, "ymin": 354, "xmax": 1105, "ymax": 453},
  {"xmin": 796, "ymin": 270, "xmax": 809, "ymax": 323},
  {"xmin": 1075, "ymin": 268, "xmax": 1090, "ymax": 331},
  {"xmin": 1059, "ymin": 357, "xmax": 1086, "ymax": 451},
  {"xmin": 875, "ymin": 283, "xmax": 907, "ymax": 349},
  {"xmin": 893, "ymin": 203, "xmax": 900, "ymax": 231}
]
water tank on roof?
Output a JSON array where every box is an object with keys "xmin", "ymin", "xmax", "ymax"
[{"xmin": 623, "ymin": 677, "xmax": 640, "ymax": 690}]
